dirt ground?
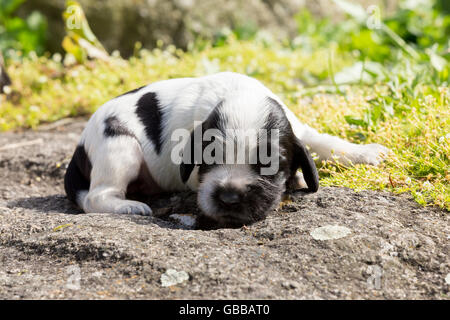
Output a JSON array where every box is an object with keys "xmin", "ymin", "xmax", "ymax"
[{"xmin": 0, "ymin": 119, "xmax": 448, "ymax": 299}]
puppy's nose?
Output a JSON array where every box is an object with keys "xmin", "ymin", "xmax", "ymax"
[{"xmin": 219, "ymin": 190, "xmax": 240, "ymax": 205}]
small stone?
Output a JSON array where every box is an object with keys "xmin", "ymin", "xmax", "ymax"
[
  {"xmin": 445, "ymin": 273, "xmax": 450, "ymax": 285},
  {"xmin": 169, "ymin": 214, "xmax": 196, "ymax": 228},
  {"xmin": 281, "ymin": 280, "xmax": 298, "ymax": 289},
  {"xmin": 92, "ymin": 271, "xmax": 103, "ymax": 278},
  {"xmin": 310, "ymin": 225, "xmax": 351, "ymax": 240},
  {"xmin": 161, "ymin": 269, "xmax": 189, "ymax": 287}
]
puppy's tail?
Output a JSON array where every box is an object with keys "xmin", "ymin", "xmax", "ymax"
[{"xmin": 64, "ymin": 145, "xmax": 91, "ymax": 209}]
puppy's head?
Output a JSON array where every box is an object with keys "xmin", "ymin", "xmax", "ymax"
[{"xmin": 180, "ymin": 97, "xmax": 319, "ymax": 228}]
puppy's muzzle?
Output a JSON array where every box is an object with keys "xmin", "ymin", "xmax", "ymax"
[
  {"xmin": 215, "ymin": 185, "xmax": 243, "ymax": 211},
  {"xmin": 218, "ymin": 189, "xmax": 240, "ymax": 206}
]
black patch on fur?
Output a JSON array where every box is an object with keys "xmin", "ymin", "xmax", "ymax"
[
  {"xmin": 64, "ymin": 145, "xmax": 92, "ymax": 205},
  {"xmin": 116, "ymin": 85, "xmax": 145, "ymax": 98},
  {"xmin": 180, "ymin": 101, "xmax": 224, "ymax": 183},
  {"xmin": 136, "ymin": 92, "xmax": 163, "ymax": 154},
  {"xmin": 202, "ymin": 101, "xmax": 224, "ymax": 132},
  {"xmin": 104, "ymin": 115, "xmax": 134, "ymax": 138}
]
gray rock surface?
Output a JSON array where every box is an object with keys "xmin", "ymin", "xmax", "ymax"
[{"xmin": 0, "ymin": 119, "xmax": 448, "ymax": 299}]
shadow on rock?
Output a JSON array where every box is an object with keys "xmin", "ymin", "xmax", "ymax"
[
  {"xmin": 7, "ymin": 194, "xmax": 82, "ymax": 214},
  {"xmin": 7, "ymin": 193, "xmax": 200, "ymax": 230}
]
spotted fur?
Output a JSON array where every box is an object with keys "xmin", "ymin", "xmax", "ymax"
[{"xmin": 65, "ymin": 72, "xmax": 389, "ymax": 226}]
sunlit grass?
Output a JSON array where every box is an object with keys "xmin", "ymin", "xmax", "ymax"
[{"xmin": 292, "ymin": 86, "xmax": 449, "ymax": 211}]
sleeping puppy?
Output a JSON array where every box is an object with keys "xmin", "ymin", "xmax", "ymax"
[{"xmin": 65, "ymin": 72, "xmax": 388, "ymax": 227}]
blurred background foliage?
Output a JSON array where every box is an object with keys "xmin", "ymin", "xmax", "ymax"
[
  {"xmin": 0, "ymin": 0, "xmax": 47, "ymax": 59},
  {"xmin": 0, "ymin": 0, "xmax": 448, "ymax": 210}
]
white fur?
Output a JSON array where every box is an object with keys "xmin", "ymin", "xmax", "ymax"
[{"xmin": 76, "ymin": 72, "xmax": 388, "ymax": 214}]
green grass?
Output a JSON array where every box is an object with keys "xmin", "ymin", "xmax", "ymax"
[{"xmin": 0, "ymin": 36, "xmax": 448, "ymax": 211}]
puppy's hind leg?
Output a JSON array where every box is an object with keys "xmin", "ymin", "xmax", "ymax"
[
  {"xmin": 296, "ymin": 124, "xmax": 389, "ymax": 166},
  {"xmin": 81, "ymin": 136, "xmax": 152, "ymax": 215}
]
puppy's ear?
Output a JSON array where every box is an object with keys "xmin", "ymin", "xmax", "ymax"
[
  {"xmin": 290, "ymin": 137, "xmax": 319, "ymax": 192},
  {"xmin": 180, "ymin": 124, "xmax": 202, "ymax": 183},
  {"xmin": 180, "ymin": 101, "xmax": 223, "ymax": 183}
]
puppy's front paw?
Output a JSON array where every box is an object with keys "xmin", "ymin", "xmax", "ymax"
[
  {"xmin": 115, "ymin": 200, "xmax": 153, "ymax": 216},
  {"xmin": 356, "ymin": 143, "xmax": 390, "ymax": 166}
]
